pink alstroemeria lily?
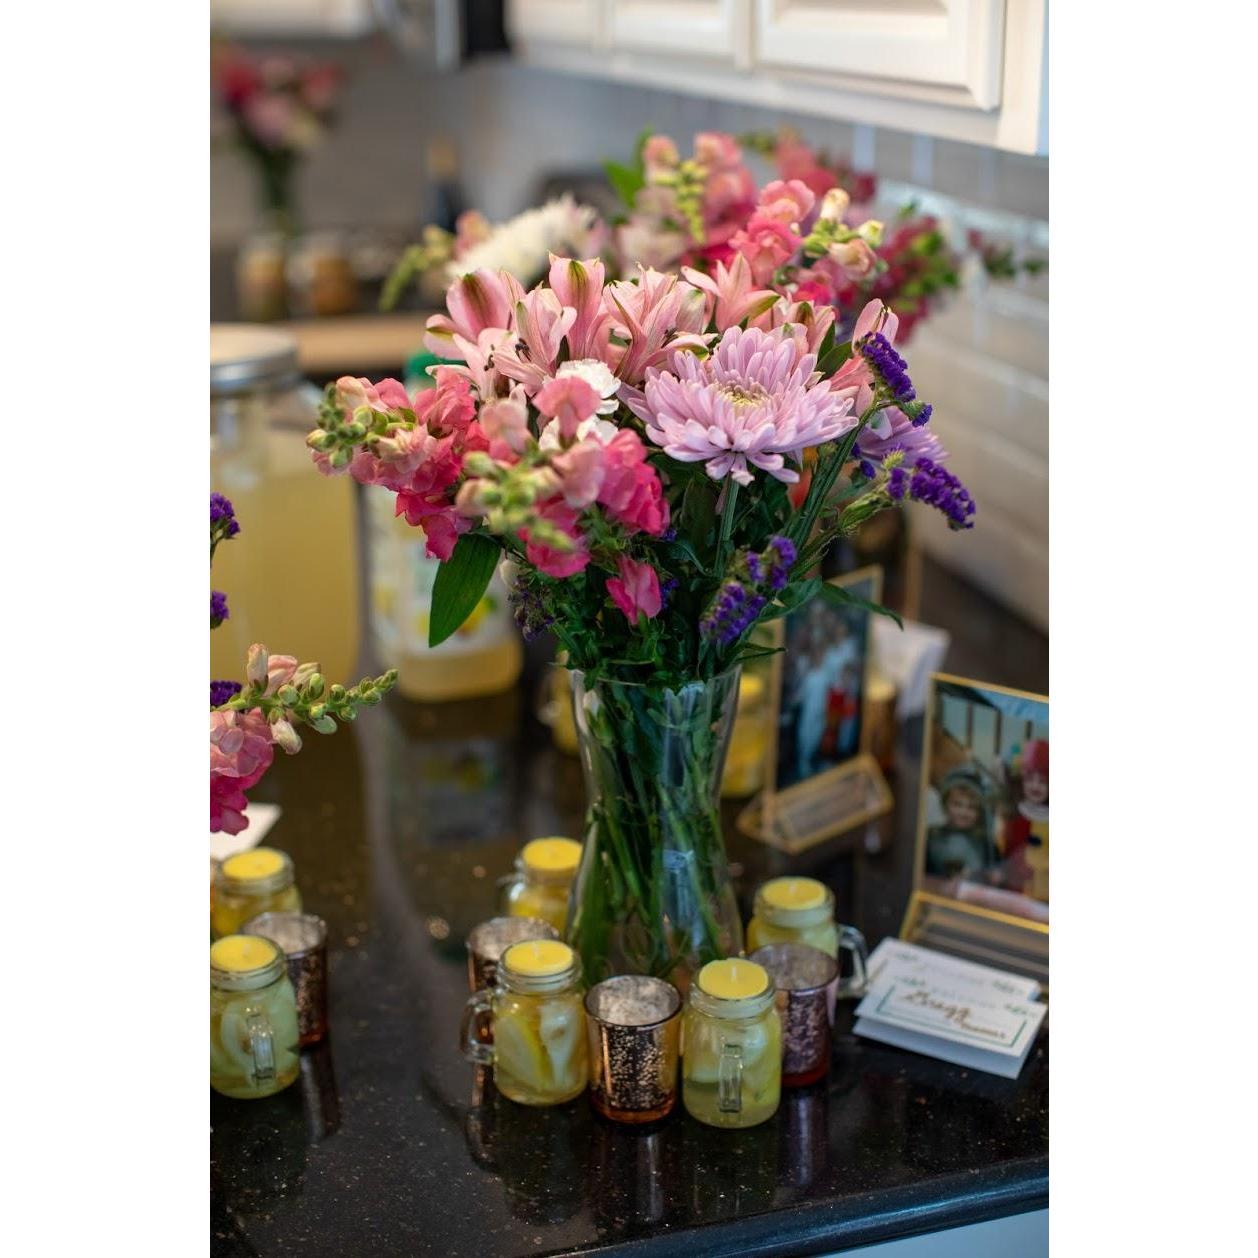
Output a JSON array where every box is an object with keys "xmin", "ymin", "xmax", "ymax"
[
  {"xmin": 425, "ymin": 268, "xmax": 523, "ymax": 356},
  {"xmin": 681, "ymin": 254, "xmax": 779, "ymax": 333},
  {"xmin": 606, "ymin": 267, "xmax": 710, "ymax": 383},
  {"xmin": 830, "ymin": 299, "xmax": 900, "ymax": 414},
  {"xmin": 548, "ymin": 254, "xmax": 612, "ymax": 360},
  {"xmin": 496, "ymin": 289, "xmax": 576, "ymax": 394}
]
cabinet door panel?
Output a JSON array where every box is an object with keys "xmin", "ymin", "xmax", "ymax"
[
  {"xmin": 609, "ymin": 1, "xmax": 747, "ymax": 62},
  {"xmin": 754, "ymin": 0, "xmax": 1005, "ymax": 110},
  {"xmin": 508, "ymin": 0, "xmax": 603, "ymax": 46}
]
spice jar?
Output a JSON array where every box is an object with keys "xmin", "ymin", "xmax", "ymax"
[
  {"xmin": 461, "ymin": 940, "xmax": 588, "ymax": 1107},
  {"xmin": 500, "ymin": 838, "xmax": 582, "ymax": 933},
  {"xmin": 682, "ymin": 958, "xmax": 781, "ymax": 1129},
  {"xmin": 210, "ymin": 934, "xmax": 300, "ymax": 1099},
  {"xmin": 211, "ymin": 848, "xmax": 301, "ymax": 938}
]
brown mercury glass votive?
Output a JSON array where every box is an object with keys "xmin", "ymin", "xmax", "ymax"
[
  {"xmin": 466, "ymin": 916, "xmax": 560, "ymax": 993},
  {"xmin": 585, "ymin": 976, "xmax": 682, "ymax": 1124},
  {"xmin": 749, "ymin": 943, "xmax": 839, "ymax": 1088},
  {"xmin": 243, "ymin": 912, "xmax": 329, "ymax": 1046}
]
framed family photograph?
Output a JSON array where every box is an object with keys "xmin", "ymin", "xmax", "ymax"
[
  {"xmin": 902, "ymin": 673, "xmax": 1049, "ymax": 984},
  {"xmin": 741, "ymin": 566, "xmax": 893, "ymax": 853}
]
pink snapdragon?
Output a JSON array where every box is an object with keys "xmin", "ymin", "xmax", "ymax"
[
  {"xmin": 731, "ymin": 214, "xmax": 801, "ymax": 287},
  {"xmin": 522, "ymin": 500, "xmax": 590, "ymax": 578},
  {"xmin": 210, "ymin": 708, "xmax": 276, "ymax": 834},
  {"xmin": 606, "ymin": 556, "xmax": 662, "ymax": 623},
  {"xmin": 598, "ymin": 430, "xmax": 669, "ymax": 536},
  {"xmin": 534, "ymin": 375, "xmax": 602, "ymax": 438}
]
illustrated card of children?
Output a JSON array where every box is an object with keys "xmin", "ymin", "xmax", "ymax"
[
  {"xmin": 902, "ymin": 674, "xmax": 1049, "ymax": 985},
  {"xmin": 746, "ymin": 566, "xmax": 893, "ymax": 853}
]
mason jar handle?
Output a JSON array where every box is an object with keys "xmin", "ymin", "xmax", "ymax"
[
  {"xmin": 837, "ymin": 924, "xmax": 870, "ymax": 998},
  {"xmin": 717, "ymin": 1041, "xmax": 743, "ymax": 1114},
  {"xmin": 245, "ymin": 1010, "xmax": 275, "ymax": 1086},
  {"xmin": 495, "ymin": 872, "xmax": 523, "ymax": 913},
  {"xmin": 460, "ymin": 989, "xmax": 494, "ymax": 1066}
]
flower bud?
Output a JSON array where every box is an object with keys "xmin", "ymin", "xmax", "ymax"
[
  {"xmin": 329, "ymin": 684, "xmax": 346, "ymax": 701},
  {"xmin": 245, "ymin": 643, "xmax": 269, "ymax": 689},
  {"xmin": 276, "ymin": 684, "xmax": 299, "ymax": 706},
  {"xmin": 305, "ymin": 673, "xmax": 325, "ymax": 699},
  {"xmin": 307, "ymin": 703, "xmax": 327, "ymax": 722},
  {"xmin": 292, "ymin": 662, "xmax": 320, "ymax": 688},
  {"xmin": 818, "ymin": 187, "xmax": 850, "ymax": 223},
  {"xmin": 270, "ymin": 717, "xmax": 303, "ymax": 754},
  {"xmin": 330, "ymin": 446, "xmax": 352, "ymax": 470},
  {"xmin": 311, "ymin": 714, "xmax": 337, "ymax": 734},
  {"xmin": 306, "ymin": 429, "xmax": 332, "ymax": 451}
]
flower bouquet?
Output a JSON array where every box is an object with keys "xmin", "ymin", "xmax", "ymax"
[
  {"xmin": 307, "ymin": 254, "xmax": 972, "ymax": 984},
  {"xmin": 210, "ymin": 494, "xmax": 396, "ymax": 835},
  {"xmin": 213, "ymin": 45, "xmax": 342, "ymax": 235}
]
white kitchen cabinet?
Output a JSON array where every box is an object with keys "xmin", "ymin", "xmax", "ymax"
[
  {"xmin": 608, "ymin": 2, "xmax": 748, "ymax": 65},
  {"xmin": 507, "ymin": 0, "xmax": 605, "ymax": 46},
  {"xmin": 754, "ymin": 0, "xmax": 1004, "ymax": 112},
  {"xmin": 210, "ymin": 0, "xmax": 376, "ymax": 36},
  {"xmin": 505, "ymin": 0, "xmax": 1047, "ymax": 154}
]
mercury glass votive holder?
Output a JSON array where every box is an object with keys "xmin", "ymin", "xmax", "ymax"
[
  {"xmin": 243, "ymin": 912, "xmax": 329, "ymax": 1045},
  {"xmin": 466, "ymin": 916, "xmax": 560, "ymax": 993},
  {"xmin": 749, "ymin": 943, "xmax": 839, "ymax": 1087},
  {"xmin": 584, "ymin": 975, "xmax": 682, "ymax": 1124}
]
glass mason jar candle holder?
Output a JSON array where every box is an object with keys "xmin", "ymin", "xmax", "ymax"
[
  {"xmin": 750, "ymin": 942, "xmax": 839, "ymax": 1087},
  {"xmin": 211, "ymin": 848, "xmax": 301, "ymax": 939},
  {"xmin": 585, "ymin": 975, "xmax": 682, "ymax": 1124},
  {"xmin": 210, "ymin": 934, "xmax": 301, "ymax": 1099},
  {"xmin": 499, "ymin": 837, "xmax": 582, "ymax": 934},
  {"xmin": 682, "ymin": 958, "xmax": 781, "ymax": 1129},
  {"xmin": 466, "ymin": 916, "xmax": 560, "ymax": 994},
  {"xmin": 461, "ymin": 939, "xmax": 588, "ymax": 1107},
  {"xmin": 746, "ymin": 878, "xmax": 870, "ymax": 995}
]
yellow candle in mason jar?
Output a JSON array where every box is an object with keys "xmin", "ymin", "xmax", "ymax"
[
  {"xmin": 211, "ymin": 847, "xmax": 302, "ymax": 939},
  {"xmin": 682, "ymin": 959, "xmax": 781, "ymax": 1129},
  {"xmin": 746, "ymin": 877, "xmax": 839, "ymax": 957},
  {"xmin": 501, "ymin": 837, "xmax": 582, "ymax": 933}
]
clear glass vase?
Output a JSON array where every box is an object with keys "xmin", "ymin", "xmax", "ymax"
[{"xmin": 566, "ymin": 668, "xmax": 744, "ymax": 988}]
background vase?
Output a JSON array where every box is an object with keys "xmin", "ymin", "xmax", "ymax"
[{"xmin": 566, "ymin": 668, "xmax": 744, "ymax": 988}]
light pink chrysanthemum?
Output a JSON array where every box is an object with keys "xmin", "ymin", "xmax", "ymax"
[{"xmin": 633, "ymin": 325, "xmax": 855, "ymax": 485}]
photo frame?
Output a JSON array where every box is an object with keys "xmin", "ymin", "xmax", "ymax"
[
  {"xmin": 901, "ymin": 673, "xmax": 1049, "ymax": 986},
  {"xmin": 739, "ymin": 566, "xmax": 893, "ymax": 854}
]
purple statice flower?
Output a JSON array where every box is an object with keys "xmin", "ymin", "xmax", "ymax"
[
  {"xmin": 210, "ymin": 680, "xmax": 242, "ymax": 708},
  {"xmin": 745, "ymin": 536, "xmax": 796, "ymax": 592},
  {"xmin": 856, "ymin": 403, "xmax": 945, "ymax": 468},
  {"xmin": 211, "ymin": 493, "xmax": 240, "ymax": 538},
  {"xmin": 889, "ymin": 458, "xmax": 976, "ymax": 530},
  {"xmin": 911, "ymin": 402, "xmax": 933, "ymax": 428},
  {"xmin": 858, "ymin": 332, "xmax": 916, "ymax": 404},
  {"xmin": 632, "ymin": 325, "xmax": 855, "ymax": 486},
  {"xmin": 857, "ymin": 459, "xmax": 877, "ymax": 480},
  {"xmin": 659, "ymin": 576, "xmax": 679, "ymax": 611},
  {"xmin": 211, "ymin": 590, "xmax": 230, "ymax": 626},
  {"xmin": 701, "ymin": 580, "xmax": 767, "ymax": 647},
  {"xmin": 509, "ymin": 584, "xmax": 554, "ymax": 642}
]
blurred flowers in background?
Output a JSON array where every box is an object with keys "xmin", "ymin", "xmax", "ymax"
[{"xmin": 212, "ymin": 43, "xmax": 342, "ymax": 235}]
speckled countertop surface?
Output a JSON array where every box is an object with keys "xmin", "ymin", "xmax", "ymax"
[{"xmin": 211, "ymin": 564, "xmax": 1048, "ymax": 1258}]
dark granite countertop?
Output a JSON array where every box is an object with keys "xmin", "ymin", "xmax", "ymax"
[{"xmin": 211, "ymin": 560, "xmax": 1048, "ymax": 1257}]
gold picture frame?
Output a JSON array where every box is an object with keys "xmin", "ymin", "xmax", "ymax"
[
  {"xmin": 739, "ymin": 565, "xmax": 893, "ymax": 854},
  {"xmin": 901, "ymin": 672, "xmax": 1049, "ymax": 987}
]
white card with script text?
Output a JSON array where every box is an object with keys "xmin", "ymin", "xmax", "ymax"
[{"xmin": 854, "ymin": 939, "xmax": 1045, "ymax": 1078}]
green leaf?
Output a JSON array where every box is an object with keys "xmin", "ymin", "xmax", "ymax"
[
  {"xmin": 817, "ymin": 580, "xmax": 903, "ymax": 629},
  {"xmin": 818, "ymin": 339, "xmax": 852, "ymax": 376},
  {"xmin": 428, "ymin": 533, "xmax": 500, "ymax": 647},
  {"xmin": 604, "ymin": 159, "xmax": 646, "ymax": 210}
]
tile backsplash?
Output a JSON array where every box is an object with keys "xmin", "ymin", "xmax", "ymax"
[{"xmin": 212, "ymin": 48, "xmax": 1048, "ymax": 630}]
